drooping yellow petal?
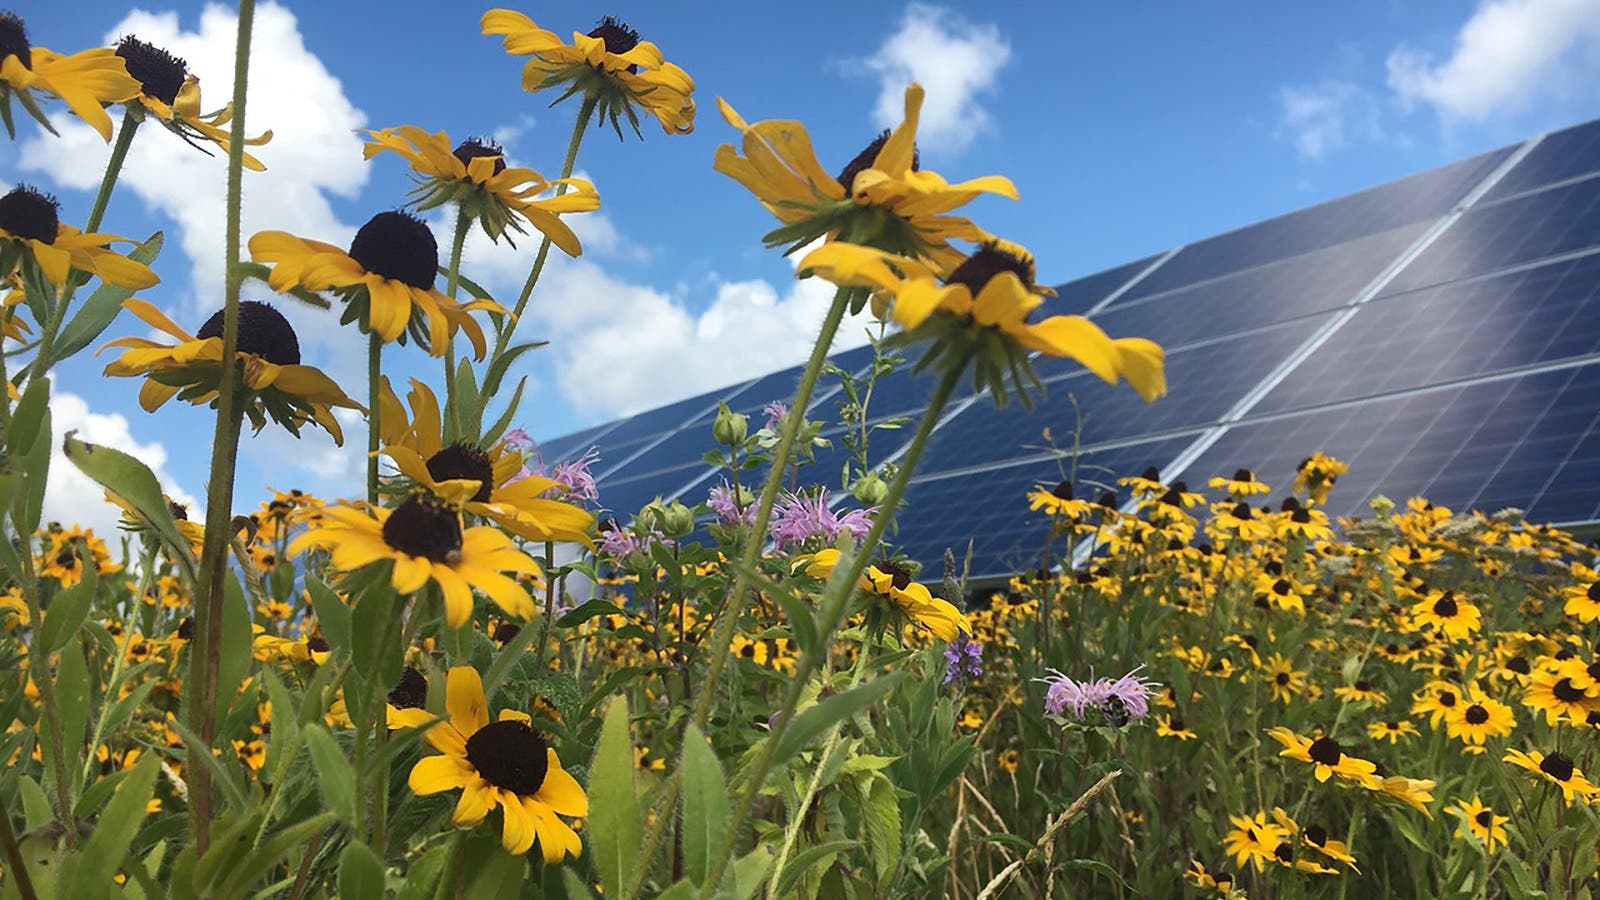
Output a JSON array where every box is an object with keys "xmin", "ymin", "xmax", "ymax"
[{"xmin": 445, "ymin": 666, "xmax": 489, "ymax": 737}]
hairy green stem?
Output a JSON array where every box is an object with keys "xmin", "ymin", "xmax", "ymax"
[
  {"xmin": 27, "ymin": 109, "xmax": 139, "ymax": 383},
  {"xmin": 367, "ymin": 332, "xmax": 382, "ymax": 505},
  {"xmin": 0, "ymin": 806, "xmax": 38, "ymax": 900},
  {"xmin": 188, "ymin": 0, "xmax": 256, "ymax": 855},
  {"xmin": 16, "ymin": 548, "xmax": 74, "ymax": 845},
  {"xmin": 441, "ymin": 207, "xmax": 470, "ymax": 439},
  {"xmin": 625, "ymin": 287, "xmax": 853, "ymax": 897},
  {"xmin": 490, "ymin": 96, "xmax": 596, "ymax": 359}
]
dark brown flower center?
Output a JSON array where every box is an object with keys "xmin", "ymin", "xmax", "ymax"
[
  {"xmin": 945, "ymin": 242, "xmax": 1036, "ymax": 295},
  {"xmin": 306, "ymin": 636, "xmax": 329, "ymax": 653},
  {"xmin": 177, "ymin": 617, "xmax": 194, "ymax": 640},
  {"xmin": 1233, "ymin": 503, "xmax": 1255, "ymax": 520},
  {"xmin": 834, "ymin": 129, "xmax": 919, "ymax": 192},
  {"xmin": 1553, "ymin": 678, "xmax": 1587, "ymax": 703},
  {"xmin": 425, "ymin": 442, "xmax": 495, "ymax": 503},
  {"xmin": 1354, "ymin": 681, "xmax": 1371, "ymax": 692},
  {"xmin": 1169, "ymin": 718, "xmax": 1186, "ymax": 731},
  {"xmin": 1540, "ymin": 751, "xmax": 1575, "ymax": 782},
  {"xmin": 1303, "ymin": 824, "xmax": 1327, "ymax": 846},
  {"xmin": 115, "ymin": 36, "xmax": 187, "ymax": 106},
  {"xmin": 1231, "ymin": 468, "xmax": 1254, "ymax": 483},
  {"xmin": 492, "ymin": 622, "xmax": 521, "ymax": 646},
  {"xmin": 381, "ymin": 495, "xmax": 462, "ymax": 565},
  {"xmin": 1307, "ymin": 737, "xmax": 1342, "ymax": 766},
  {"xmin": 0, "ymin": 12, "xmax": 29, "ymax": 71},
  {"xmin": 1464, "ymin": 704, "xmax": 1489, "ymax": 725},
  {"xmin": 1051, "ymin": 480, "xmax": 1074, "ymax": 501},
  {"xmin": 1588, "ymin": 582, "xmax": 1600, "ymax": 601},
  {"xmin": 875, "ymin": 559, "xmax": 913, "ymax": 591},
  {"xmin": 387, "ymin": 667, "xmax": 427, "ymax": 709},
  {"xmin": 1275, "ymin": 671, "xmax": 1290, "ymax": 685},
  {"xmin": 168, "ymin": 500, "xmax": 189, "ymax": 521},
  {"xmin": 1507, "ymin": 656, "xmax": 1530, "ymax": 675},
  {"xmin": 0, "ymin": 184, "xmax": 59, "ymax": 244},
  {"xmin": 197, "ymin": 300, "xmax": 302, "ymax": 366},
  {"xmin": 1587, "ymin": 661, "xmax": 1600, "ymax": 681},
  {"xmin": 464, "ymin": 719, "xmax": 548, "ymax": 795},
  {"xmin": 588, "ymin": 15, "xmax": 640, "ymax": 55},
  {"xmin": 1432, "ymin": 593, "xmax": 1459, "ymax": 618},
  {"xmin": 1273, "ymin": 842, "xmax": 1293, "ymax": 863},
  {"xmin": 452, "ymin": 138, "xmax": 507, "ymax": 177},
  {"xmin": 1438, "ymin": 690, "xmax": 1457, "ymax": 708},
  {"xmin": 348, "ymin": 210, "xmax": 438, "ymax": 289}
]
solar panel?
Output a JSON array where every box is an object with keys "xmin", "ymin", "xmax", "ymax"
[
  {"xmin": 1484, "ymin": 118, "xmax": 1600, "ymax": 202},
  {"xmin": 531, "ymin": 114, "xmax": 1600, "ymax": 568},
  {"xmin": 1173, "ymin": 362, "xmax": 1600, "ymax": 525},
  {"xmin": 1382, "ymin": 175, "xmax": 1600, "ymax": 294},
  {"xmin": 1120, "ymin": 147, "xmax": 1513, "ymax": 298},
  {"xmin": 1090, "ymin": 223, "xmax": 1429, "ymax": 346},
  {"xmin": 1256, "ymin": 253, "xmax": 1600, "ymax": 415}
]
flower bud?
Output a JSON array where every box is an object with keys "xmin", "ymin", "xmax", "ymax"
[
  {"xmin": 712, "ymin": 404, "xmax": 748, "ymax": 446},
  {"xmin": 851, "ymin": 472, "xmax": 889, "ymax": 506},
  {"xmin": 646, "ymin": 498, "xmax": 696, "ymax": 538}
]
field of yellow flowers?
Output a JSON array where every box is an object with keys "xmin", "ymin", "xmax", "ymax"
[{"xmin": 2, "ymin": 4, "xmax": 1598, "ymax": 899}]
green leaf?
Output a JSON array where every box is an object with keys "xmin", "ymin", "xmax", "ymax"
[
  {"xmin": 61, "ymin": 753, "xmax": 159, "ymax": 898},
  {"xmin": 13, "ymin": 406, "xmax": 49, "ymax": 534},
  {"xmin": 588, "ymin": 696, "xmax": 643, "ymax": 897},
  {"xmin": 772, "ymin": 591, "xmax": 819, "ymax": 656},
  {"xmin": 50, "ymin": 232, "xmax": 163, "ymax": 363},
  {"xmin": 394, "ymin": 845, "xmax": 448, "ymax": 900},
  {"xmin": 732, "ymin": 845, "xmax": 776, "ymax": 900},
  {"xmin": 857, "ymin": 774, "xmax": 901, "ymax": 881},
  {"xmin": 259, "ymin": 669, "xmax": 301, "ymax": 777},
  {"xmin": 351, "ymin": 573, "xmax": 402, "ymax": 686},
  {"xmin": 555, "ymin": 599, "xmax": 627, "ymax": 629},
  {"xmin": 481, "ymin": 376, "xmax": 528, "ymax": 446},
  {"xmin": 19, "ymin": 775, "xmax": 52, "ymax": 830},
  {"xmin": 560, "ymin": 868, "xmax": 597, "ymax": 900},
  {"xmin": 453, "ymin": 356, "xmax": 481, "ymax": 442},
  {"xmin": 306, "ymin": 575, "xmax": 352, "ymax": 655},
  {"xmin": 50, "ymin": 641, "xmax": 89, "ymax": 799},
  {"xmin": 482, "ymin": 340, "xmax": 546, "ymax": 401},
  {"xmin": 772, "ymin": 840, "xmax": 857, "ymax": 898},
  {"xmin": 60, "ymin": 430, "xmax": 195, "ymax": 582},
  {"xmin": 304, "ymin": 725, "xmax": 358, "ymax": 824},
  {"xmin": 211, "ymin": 812, "xmax": 337, "ymax": 899},
  {"xmin": 168, "ymin": 717, "xmax": 250, "ymax": 812},
  {"xmin": 7, "ymin": 376, "xmax": 50, "ymax": 457},
  {"xmin": 337, "ymin": 841, "xmax": 387, "ymax": 900},
  {"xmin": 10, "ymin": 832, "xmax": 63, "ymax": 900},
  {"xmin": 680, "ymin": 723, "xmax": 730, "ymax": 890},
  {"xmin": 214, "ymin": 573, "xmax": 255, "ymax": 726},
  {"xmin": 770, "ymin": 673, "xmax": 906, "ymax": 772}
]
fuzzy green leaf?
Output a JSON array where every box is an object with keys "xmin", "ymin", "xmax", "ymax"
[
  {"xmin": 60, "ymin": 430, "xmax": 195, "ymax": 582},
  {"xmin": 589, "ymin": 696, "xmax": 643, "ymax": 896},
  {"xmin": 337, "ymin": 841, "xmax": 387, "ymax": 900},
  {"xmin": 680, "ymin": 723, "xmax": 730, "ymax": 890}
]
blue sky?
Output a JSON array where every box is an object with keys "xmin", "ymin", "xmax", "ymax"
[{"xmin": 8, "ymin": 0, "xmax": 1600, "ymax": 534}]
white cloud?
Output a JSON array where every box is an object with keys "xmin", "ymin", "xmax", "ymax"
[
  {"xmin": 1276, "ymin": 80, "xmax": 1385, "ymax": 159},
  {"xmin": 1386, "ymin": 0, "xmax": 1600, "ymax": 123},
  {"xmin": 861, "ymin": 4, "xmax": 1011, "ymax": 154},
  {"xmin": 43, "ymin": 388, "xmax": 198, "ymax": 540}
]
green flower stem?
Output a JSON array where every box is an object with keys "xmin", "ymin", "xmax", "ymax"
[
  {"xmin": 80, "ymin": 546, "xmax": 158, "ymax": 787},
  {"xmin": 441, "ymin": 207, "xmax": 470, "ymax": 439},
  {"xmin": 627, "ymin": 286, "xmax": 853, "ymax": 899},
  {"xmin": 696, "ymin": 362, "xmax": 965, "ymax": 900},
  {"xmin": 27, "ymin": 108, "xmax": 139, "ymax": 383},
  {"xmin": 0, "ymin": 804, "xmax": 38, "ymax": 900},
  {"xmin": 16, "ymin": 552, "xmax": 74, "ymax": 847},
  {"xmin": 188, "ymin": 0, "xmax": 256, "ymax": 856},
  {"xmin": 532, "ymin": 540, "xmax": 558, "ymax": 672},
  {"xmin": 489, "ymin": 95, "xmax": 596, "ymax": 361},
  {"xmin": 367, "ymin": 332, "xmax": 382, "ymax": 505}
]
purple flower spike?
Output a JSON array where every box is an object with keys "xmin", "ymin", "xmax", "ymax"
[{"xmin": 943, "ymin": 632, "xmax": 984, "ymax": 686}]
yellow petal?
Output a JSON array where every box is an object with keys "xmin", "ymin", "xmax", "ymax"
[{"xmin": 445, "ymin": 666, "xmax": 489, "ymax": 736}]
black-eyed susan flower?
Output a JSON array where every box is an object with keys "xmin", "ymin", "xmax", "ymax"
[
  {"xmin": 715, "ymin": 82, "xmax": 1013, "ymax": 270},
  {"xmin": 1210, "ymin": 502, "xmax": 1274, "ymax": 543},
  {"xmin": 1293, "ymin": 821, "xmax": 1360, "ymax": 871},
  {"xmin": 1268, "ymin": 728, "xmax": 1379, "ymax": 787},
  {"xmin": 1276, "ymin": 500, "xmax": 1334, "ymax": 541},
  {"xmin": 799, "ymin": 238, "xmax": 1165, "ymax": 406},
  {"xmin": 1332, "ymin": 681, "xmax": 1387, "ymax": 706},
  {"xmin": 1184, "ymin": 860, "xmax": 1236, "ymax": 895},
  {"xmin": 1407, "ymin": 590, "xmax": 1480, "ymax": 641},
  {"xmin": 1026, "ymin": 480, "xmax": 1094, "ymax": 519},
  {"xmin": 407, "ymin": 666, "xmax": 587, "ymax": 861},
  {"xmin": 1366, "ymin": 719, "xmax": 1418, "ymax": 744},
  {"xmin": 114, "ymin": 36, "xmax": 270, "ymax": 169},
  {"xmin": 0, "ymin": 185, "xmax": 159, "ymax": 290},
  {"xmin": 362, "ymin": 126, "xmax": 600, "ymax": 246},
  {"xmin": 1222, "ymin": 811, "xmax": 1289, "ymax": 872},
  {"xmin": 1209, "ymin": 468, "xmax": 1270, "ymax": 497},
  {"xmin": 482, "ymin": 11, "xmax": 694, "ymax": 137},
  {"xmin": 1523, "ymin": 667, "xmax": 1597, "ymax": 726},
  {"xmin": 1156, "ymin": 715, "xmax": 1197, "ymax": 740},
  {"xmin": 0, "ymin": 12, "xmax": 141, "ymax": 140},
  {"xmin": 1564, "ymin": 578, "xmax": 1600, "ymax": 623},
  {"xmin": 378, "ymin": 378, "xmax": 595, "ymax": 544},
  {"xmin": 287, "ymin": 494, "xmax": 541, "ymax": 629},
  {"xmin": 101, "ymin": 299, "xmax": 361, "ymax": 443},
  {"xmin": 1444, "ymin": 692, "xmax": 1515, "ymax": 750},
  {"xmin": 1450, "ymin": 797, "xmax": 1509, "ymax": 853},
  {"xmin": 1263, "ymin": 654, "xmax": 1306, "ymax": 703},
  {"xmin": 799, "ymin": 548, "xmax": 970, "ymax": 642},
  {"xmin": 249, "ymin": 212, "xmax": 505, "ymax": 357},
  {"xmin": 1504, "ymin": 748, "xmax": 1600, "ymax": 804},
  {"xmin": 1294, "ymin": 453, "xmax": 1347, "ymax": 505},
  {"xmin": 38, "ymin": 526, "xmax": 121, "ymax": 586},
  {"xmin": 997, "ymin": 749, "xmax": 1019, "ymax": 773}
]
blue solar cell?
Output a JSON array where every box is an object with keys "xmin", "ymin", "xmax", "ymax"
[
  {"xmin": 914, "ymin": 317, "xmax": 1328, "ymax": 475},
  {"xmin": 582, "ymin": 390, "xmax": 728, "ymax": 457},
  {"xmin": 1121, "ymin": 147, "xmax": 1512, "ymax": 298},
  {"xmin": 1051, "ymin": 255, "xmax": 1158, "ymax": 311},
  {"xmin": 1485, "ymin": 118, "xmax": 1600, "ymax": 202},
  {"xmin": 1384, "ymin": 176, "xmax": 1600, "ymax": 294},
  {"xmin": 889, "ymin": 436, "xmax": 1198, "ymax": 580},
  {"xmin": 595, "ymin": 466, "xmax": 707, "ymax": 521},
  {"xmin": 533, "ymin": 421, "xmax": 619, "ymax": 465},
  {"xmin": 1177, "ymin": 363, "xmax": 1600, "ymax": 525},
  {"xmin": 1259, "ymin": 254, "xmax": 1600, "ymax": 414},
  {"xmin": 1091, "ymin": 223, "xmax": 1426, "ymax": 346}
]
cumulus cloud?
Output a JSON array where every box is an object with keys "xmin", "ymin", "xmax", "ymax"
[
  {"xmin": 1386, "ymin": 0, "xmax": 1600, "ymax": 123},
  {"xmin": 43, "ymin": 388, "xmax": 198, "ymax": 540},
  {"xmin": 860, "ymin": 4, "xmax": 1011, "ymax": 154},
  {"xmin": 1276, "ymin": 80, "xmax": 1385, "ymax": 159}
]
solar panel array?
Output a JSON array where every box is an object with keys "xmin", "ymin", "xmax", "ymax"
[{"xmin": 535, "ymin": 117, "xmax": 1600, "ymax": 581}]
